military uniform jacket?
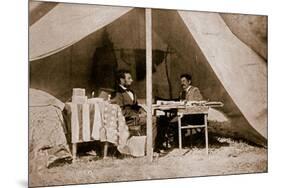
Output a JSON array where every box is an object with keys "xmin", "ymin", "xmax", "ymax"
[{"xmin": 179, "ymin": 85, "xmax": 203, "ymax": 101}]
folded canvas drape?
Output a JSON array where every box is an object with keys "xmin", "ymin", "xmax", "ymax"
[{"xmin": 29, "ymin": 3, "xmax": 132, "ymax": 61}]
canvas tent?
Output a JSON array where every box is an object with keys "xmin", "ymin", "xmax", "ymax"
[
  {"xmin": 221, "ymin": 13, "xmax": 267, "ymax": 60},
  {"xmin": 29, "ymin": 2, "xmax": 267, "ymax": 146}
]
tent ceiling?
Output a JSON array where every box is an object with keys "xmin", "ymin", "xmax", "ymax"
[
  {"xmin": 29, "ymin": 3, "xmax": 132, "ymax": 61},
  {"xmin": 29, "ymin": 1, "xmax": 58, "ymax": 26}
]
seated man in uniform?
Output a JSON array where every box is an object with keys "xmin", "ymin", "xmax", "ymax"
[
  {"xmin": 179, "ymin": 73, "xmax": 203, "ymax": 101},
  {"xmin": 179, "ymin": 73, "xmax": 204, "ymax": 125},
  {"xmin": 164, "ymin": 73, "xmax": 205, "ymax": 147}
]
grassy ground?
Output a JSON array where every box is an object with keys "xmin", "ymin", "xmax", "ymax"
[{"xmin": 29, "ymin": 137, "xmax": 267, "ymax": 187}]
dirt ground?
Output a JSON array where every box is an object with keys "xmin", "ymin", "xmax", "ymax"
[
  {"xmin": 28, "ymin": 89, "xmax": 267, "ymax": 187},
  {"xmin": 29, "ymin": 137, "xmax": 267, "ymax": 187}
]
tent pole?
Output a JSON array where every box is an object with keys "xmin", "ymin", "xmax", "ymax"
[{"xmin": 145, "ymin": 8, "xmax": 153, "ymax": 162}]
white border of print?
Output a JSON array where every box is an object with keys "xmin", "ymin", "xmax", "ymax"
[{"xmin": 1, "ymin": 0, "xmax": 280, "ymax": 188}]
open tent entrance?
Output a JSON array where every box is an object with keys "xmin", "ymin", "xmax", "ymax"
[{"xmin": 29, "ymin": 3, "xmax": 267, "ymax": 160}]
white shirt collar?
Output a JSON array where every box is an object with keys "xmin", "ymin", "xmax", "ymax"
[
  {"xmin": 185, "ymin": 85, "xmax": 192, "ymax": 93},
  {"xmin": 119, "ymin": 84, "xmax": 127, "ymax": 90},
  {"xmin": 120, "ymin": 84, "xmax": 134, "ymax": 100}
]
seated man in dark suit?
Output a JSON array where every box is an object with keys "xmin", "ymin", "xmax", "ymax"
[{"xmin": 113, "ymin": 69, "xmax": 156, "ymax": 140}]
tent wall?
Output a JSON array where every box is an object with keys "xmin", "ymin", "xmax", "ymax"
[
  {"xmin": 178, "ymin": 11, "xmax": 267, "ymax": 140},
  {"xmin": 152, "ymin": 9, "xmax": 267, "ymax": 145},
  {"xmin": 30, "ymin": 28, "xmax": 105, "ymax": 101},
  {"xmin": 105, "ymin": 8, "xmax": 147, "ymax": 98},
  {"xmin": 152, "ymin": 9, "xmax": 239, "ymax": 112},
  {"xmin": 220, "ymin": 13, "xmax": 267, "ymax": 60},
  {"xmin": 106, "ymin": 8, "xmax": 168, "ymax": 99}
]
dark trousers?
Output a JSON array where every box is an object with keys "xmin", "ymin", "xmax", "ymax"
[
  {"xmin": 126, "ymin": 116, "xmax": 157, "ymax": 148},
  {"xmin": 156, "ymin": 114, "xmax": 205, "ymax": 149}
]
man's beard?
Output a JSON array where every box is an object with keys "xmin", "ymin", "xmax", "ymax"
[{"xmin": 124, "ymin": 83, "xmax": 131, "ymax": 88}]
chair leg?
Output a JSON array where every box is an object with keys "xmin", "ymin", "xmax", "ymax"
[
  {"xmin": 165, "ymin": 132, "xmax": 168, "ymax": 148},
  {"xmin": 190, "ymin": 129, "xmax": 193, "ymax": 148}
]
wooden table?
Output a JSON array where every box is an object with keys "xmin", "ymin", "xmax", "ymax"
[{"xmin": 152, "ymin": 104, "xmax": 210, "ymax": 154}]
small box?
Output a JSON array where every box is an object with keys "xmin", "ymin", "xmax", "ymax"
[
  {"xmin": 72, "ymin": 88, "xmax": 85, "ymax": 96},
  {"xmin": 72, "ymin": 96, "xmax": 87, "ymax": 104}
]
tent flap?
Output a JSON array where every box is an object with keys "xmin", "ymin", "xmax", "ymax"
[
  {"xmin": 29, "ymin": 3, "xmax": 132, "ymax": 61},
  {"xmin": 178, "ymin": 11, "xmax": 267, "ymax": 139}
]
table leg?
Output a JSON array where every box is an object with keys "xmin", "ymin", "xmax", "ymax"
[
  {"xmin": 178, "ymin": 115, "xmax": 182, "ymax": 150},
  {"xmin": 204, "ymin": 114, "xmax": 208, "ymax": 155},
  {"xmin": 103, "ymin": 142, "xmax": 109, "ymax": 159},
  {"xmin": 72, "ymin": 143, "xmax": 77, "ymax": 161}
]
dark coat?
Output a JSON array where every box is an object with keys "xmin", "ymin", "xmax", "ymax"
[
  {"xmin": 113, "ymin": 87, "xmax": 158, "ymax": 146},
  {"xmin": 113, "ymin": 85, "xmax": 146, "ymax": 136},
  {"xmin": 113, "ymin": 85, "xmax": 140, "ymax": 119}
]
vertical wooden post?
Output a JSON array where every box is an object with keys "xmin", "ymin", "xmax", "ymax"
[{"xmin": 145, "ymin": 8, "xmax": 153, "ymax": 162}]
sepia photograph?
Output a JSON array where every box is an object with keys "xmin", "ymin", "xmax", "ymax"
[{"xmin": 28, "ymin": 0, "xmax": 268, "ymax": 187}]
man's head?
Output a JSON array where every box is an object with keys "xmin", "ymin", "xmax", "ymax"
[
  {"xmin": 180, "ymin": 73, "xmax": 192, "ymax": 90},
  {"xmin": 117, "ymin": 69, "xmax": 133, "ymax": 87}
]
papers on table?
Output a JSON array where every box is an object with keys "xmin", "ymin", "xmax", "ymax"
[{"xmin": 152, "ymin": 100, "xmax": 224, "ymax": 108}]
